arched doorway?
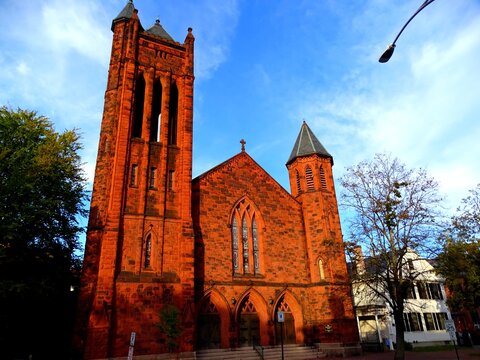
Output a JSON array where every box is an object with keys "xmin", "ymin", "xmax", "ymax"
[
  {"xmin": 238, "ymin": 296, "xmax": 260, "ymax": 347},
  {"xmin": 275, "ymin": 295, "xmax": 296, "ymax": 344},
  {"xmin": 196, "ymin": 296, "xmax": 221, "ymax": 349}
]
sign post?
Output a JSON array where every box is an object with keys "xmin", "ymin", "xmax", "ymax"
[
  {"xmin": 445, "ymin": 320, "xmax": 459, "ymax": 360},
  {"xmin": 127, "ymin": 331, "xmax": 136, "ymax": 360},
  {"xmin": 277, "ymin": 311, "xmax": 284, "ymax": 360}
]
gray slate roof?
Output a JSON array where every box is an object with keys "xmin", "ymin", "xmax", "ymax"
[
  {"xmin": 112, "ymin": 0, "xmax": 135, "ymax": 24},
  {"xmin": 286, "ymin": 121, "xmax": 332, "ymax": 165},
  {"xmin": 146, "ymin": 19, "xmax": 174, "ymax": 41}
]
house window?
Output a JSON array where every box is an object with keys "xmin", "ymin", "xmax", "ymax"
[
  {"xmin": 305, "ymin": 165, "xmax": 315, "ymax": 191},
  {"xmin": 150, "ymin": 167, "xmax": 156, "ymax": 188},
  {"xmin": 417, "ymin": 282, "xmax": 443, "ymax": 300},
  {"xmin": 231, "ymin": 199, "xmax": 262, "ymax": 275},
  {"xmin": 423, "ymin": 313, "xmax": 447, "ymax": 331},
  {"xmin": 130, "ymin": 164, "xmax": 138, "ymax": 186},
  {"xmin": 403, "ymin": 313, "xmax": 423, "ymax": 332},
  {"xmin": 144, "ymin": 234, "xmax": 152, "ymax": 269}
]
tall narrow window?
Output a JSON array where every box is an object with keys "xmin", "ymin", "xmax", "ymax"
[
  {"xmin": 132, "ymin": 74, "xmax": 145, "ymax": 138},
  {"xmin": 319, "ymin": 166, "xmax": 327, "ymax": 190},
  {"xmin": 150, "ymin": 167, "xmax": 156, "ymax": 188},
  {"xmin": 168, "ymin": 82, "xmax": 178, "ymax": 145},
  {"xmin": 295, "ymin": 170, "xmax": 301, "ymax": 194},
  {"xmin": 130, "ymin": 164, "xmax": 138, "ymax": 186},
  {"xmin": 232, "ymin": 217, "xmax": 239, "ymax": 272},
  {"xmin": 318, "ymin": 259, "xmax": 325, "ymax": 280},
  {"xmin": 242, "ymin": 216, "xmax": 249, "ymax": 273},
  {"xmin": 144, "ymin": 234, "xmax": 152, "ymax": 268},
  {"xmin": 168, "ymin": 170, "xmax": 174, "ymax": 191},
  {"xmin": 252, "ymin": 217, "xmax": 259, "ymax": 274},
  {"xmin": 305, "ymin": 165, "xmax": 315, "ymax": 191},
  {"xmin": 150, "ymin": 79, "xmax": 162, "ymax": 141}
]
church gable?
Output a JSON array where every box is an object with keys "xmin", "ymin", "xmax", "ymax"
[
  {"xmin": 192, "ymin": 151, "xmax": 310, "ymax": 284},
  {"xmin": 194, "ymin": 151, "xmax": 298, "ymax": 206}
]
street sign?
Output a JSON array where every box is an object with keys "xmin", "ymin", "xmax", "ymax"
[
  {"xmin": 128, "ymin": 331, "xmax": 136, "ymax": 360},
  {"xmin": 445, "ymin": 320, "xmax": 456, "ymax": 340},
  {"xmin": 277, "ymin": 311, "xmax": 284, "ymax": 323}
]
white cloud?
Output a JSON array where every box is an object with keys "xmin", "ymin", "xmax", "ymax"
[{"xmin": 190, "ymin": 0, "xmax": 240, "ymax": 79}]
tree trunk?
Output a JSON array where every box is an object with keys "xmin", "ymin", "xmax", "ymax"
[{"xmin": 393, "ymin": 308, "xmax": 406, "ymax": 360}]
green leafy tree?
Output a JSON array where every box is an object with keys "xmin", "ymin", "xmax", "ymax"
[
  {"xmin": 157, "ymin": 304, "xmax": 183, "ymax": 354},
  {"xmin": 437, "ymin": 184, "xmax": 480, "ymax": 311},
  {"xmin": 0, "ymin": 106, "xmax": 87, "ymax": 359},
  {"xmin": 341, "ymin": 153, "xmax": 443, "ymax": 360}
]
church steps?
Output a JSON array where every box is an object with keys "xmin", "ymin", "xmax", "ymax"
[{"xmin": 196, "ymin": 344, "xmax": 324, "ymax": 360}]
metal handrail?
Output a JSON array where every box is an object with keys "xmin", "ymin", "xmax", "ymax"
[{"xmin": 252, "ymin": 338, "xmax": 264, "ymax": 360}]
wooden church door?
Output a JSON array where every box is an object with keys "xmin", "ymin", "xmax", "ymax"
[
  {"xmin": 275, "ymin": 297, "xmax": 296, "ymax": 344},
  {"xmin": 196, "ymin": 297, "xmax": 221, "ymax": 349},
  {"xmin": 238, "ymin": 297, "xmax": 260, "ymax": 346}
]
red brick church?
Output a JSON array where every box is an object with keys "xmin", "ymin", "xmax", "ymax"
[{"xmin": 75, "ymin": 1, "xmax": 358, "ymax": 358}]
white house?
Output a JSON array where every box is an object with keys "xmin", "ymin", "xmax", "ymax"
[{"xmin": 352, "ymin": 249, "xmax": 454, "ymax": 349}]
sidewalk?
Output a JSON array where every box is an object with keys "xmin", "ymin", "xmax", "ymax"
[{"xmin": 342, "ymin": 347, "xmax": 480, "ymax": 359}]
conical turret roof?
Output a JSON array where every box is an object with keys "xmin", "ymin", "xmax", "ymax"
[
  {"xmin": 113, "ymin": 0, "xmax": 135, "ymax": 22},
  {"xmin": 146, "ymin": 19, "xmax": 174, "ymax": 41},
  {"xmin": 286, "ymin": 121, "xmax": 332, "ymax": 165}
]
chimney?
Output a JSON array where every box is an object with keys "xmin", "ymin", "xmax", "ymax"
[{"xmin": 353, "ymin": 245, "xmax": 365, "ymax": 275}]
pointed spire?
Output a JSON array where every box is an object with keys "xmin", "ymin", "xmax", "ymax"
[
  {"xmin": 286, "ymin": 121, "xmax": 332, "ymax": 165},
  {"xmin": 146, "ymin": 17, "xmax": 174, "ymax": 41},
  {"xmin": 111, "ymin": 0, "xmax": 135, "ymax": 31}
]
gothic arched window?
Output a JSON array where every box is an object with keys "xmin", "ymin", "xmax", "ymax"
[
  {"xmin": 168, "ymin": 82, "xmax": 178, "ymax": 145},
  {"xmin": 318, "ymin": 258, "xmax": 325, "ymax": 280},
  {"xmin": 144, "ymin": 234, "xmax": 152, "ymax": 269},
  {"xmin": 150, "ymin": 78, "xmax": 162, "ymax": 142},
  {"xmin": 305, "ymin": 165, "xmax": 315, "ymax": 191},
  {"xmin": 295, "ymin": 169, "xmax": 301, "ymax": 194},
  {"xmin": 232, "ymin": 217, "xmax": 239, "ymax": 272},
  {"xmin": 319, "ymin": 166, "xmax": 327, "ymax": 190},
  {"xmin": 231, "ymin": 199, "xmax": 262, "ymax": 275},
  {"xmin": 132, "ymin": 74, "xmax": 145, "ymax": 138}
]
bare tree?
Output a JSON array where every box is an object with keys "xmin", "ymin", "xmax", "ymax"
[{"xmin": 341, "ymin": 153, "xmax": 443, "ymax": 360}]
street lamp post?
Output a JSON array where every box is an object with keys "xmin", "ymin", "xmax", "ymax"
[{"xmin": 379, "ymin": 0, "xmax": 436, "ymax": 63}]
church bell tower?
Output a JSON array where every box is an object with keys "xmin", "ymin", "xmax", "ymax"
[
  {"xmin": 286, "ymin": 121, "xmax": 348, "ymax": 283},
  {"xmin": 76, "ymin": 1, "xmax": 195, "ymax": 358}
]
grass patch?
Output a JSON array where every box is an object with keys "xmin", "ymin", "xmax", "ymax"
[{"xmin": 411, "ymin": 345, "xmax": 455, "ymax": 352}]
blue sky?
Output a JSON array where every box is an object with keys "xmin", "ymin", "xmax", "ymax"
[{"xmin": 1, "ymin": 0, "xmax": 479, "ymax": 225}]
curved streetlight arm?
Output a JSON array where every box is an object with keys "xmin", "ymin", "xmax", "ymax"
[{"xmin": 379, "ymin": 0, "xmax": 436, "ymax": 63}]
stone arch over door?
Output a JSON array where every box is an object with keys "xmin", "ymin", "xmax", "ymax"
[
  {"xmin": 273, "ymin": 291, "xmax": 304, "ymax": 345},
  {"xmin": 196, "ymin": 290, "xmax": 230, "ymax": 349},
  {"xmin": 235, "ymin": 290, "xmax": 269, "ymax": 347}
]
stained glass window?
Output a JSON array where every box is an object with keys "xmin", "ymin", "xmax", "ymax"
[
  {"xmin": 232, "ymin": 199, "xmax": 262, "ymax": 276},
  {"xmin": 252, "ymin": 217, "xmax": 259, "ymax": 273},
  {"xmin": 242, "ymin": 215, "xmax": 249, "ymax": 273},
  {"xmin": 144, "ymin": 234, "xmax": 152, "ymax": 268},
  {"xmin": 232, "ymin": 217, "xmax": 239, "ymax": 272}
]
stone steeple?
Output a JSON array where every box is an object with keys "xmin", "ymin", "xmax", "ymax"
[{"xmin": 287, "ymin": 121, "xmax": 332, "ymax": 166}]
